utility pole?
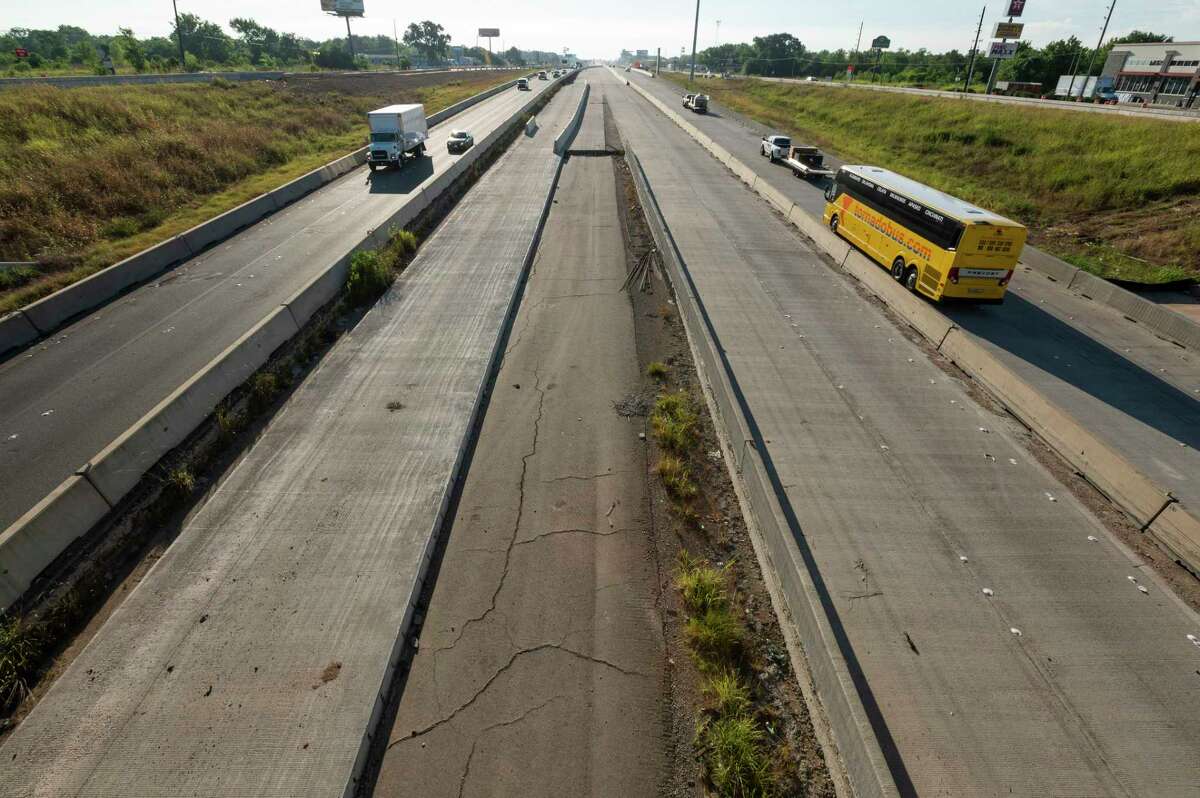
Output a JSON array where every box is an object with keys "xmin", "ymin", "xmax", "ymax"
[
  {"xmin": 393, "ymin": 19, "xmax": 402, "ymax": 69},
  {"xmin": 345, "ymin": 16, "xmax": 355, "ymax": 62},
  {"xmin": 689, "ymin": 0, "xmax": 700, "ymax": 83},
  {"xmin": 1066, "ymin": 46, "xmax": 1082, "ymax": 98},
  {"xmin": 171, "ymin": 0, "xmax": 186, "ymax": 69},
  {"xmin": 964, "ymin": 5, "xmax": 985, "ymax": 92},
  {"xmin": 1081, "ymin": 0, "xmax": 1117, "ymax": 99},
  {"xmin": 848, "ymin": 20, "xmax": 862, "ymax": 83}
]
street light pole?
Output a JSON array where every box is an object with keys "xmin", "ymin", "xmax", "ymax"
[
  {"xmin": 171, "ymin": 0, "xmax": 186, "ymax": 69},
  {"xmin": 689, "ymin": 0, "xmax": 700, "ymax": 83}
]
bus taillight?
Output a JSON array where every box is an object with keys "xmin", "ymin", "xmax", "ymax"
[
  {"xmin": 999, "ymin": 269, "xmax": 1014, "ymax": 287},
  {"xmin": 949, "ymin": 267, "xmax": 960, "ymax": 284}
]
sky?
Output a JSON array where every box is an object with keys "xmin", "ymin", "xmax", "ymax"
[{"xmin": 2, "ymin": 0, "xmax": 1197, "ymax": 59}]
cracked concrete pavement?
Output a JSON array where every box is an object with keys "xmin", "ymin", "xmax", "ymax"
[{"xmin": 373, "ymin": 155, "xmax": 667, "ymax": 796}]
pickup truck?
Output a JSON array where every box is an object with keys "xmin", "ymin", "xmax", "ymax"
[
  {"xmin": 760, "ymin": 134, "xmax": 791, "ymax": 163},
  {"xmin": 681, "ymin": 93, "xmax": 709, "ymax": 113},
  {"xmin": 367, "ymin": 104, "xmax": 428, "ymax": 171},
  {"xmin": 782, "ymin": 145, "xmax": 834, "ymax": 180}
]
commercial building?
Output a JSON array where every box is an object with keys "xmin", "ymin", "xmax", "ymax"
[{"xmin": 1106, "ymin": 41, "xmax": 1200, "ymax": 107}]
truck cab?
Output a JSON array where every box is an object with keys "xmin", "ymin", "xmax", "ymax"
[
  {"xmin": 689, "ymin": 94, "xmax": 709, "ymax": 113},
  {"xmin": 517, "ymin": 78, "xmax": 530, "ymax": 91},
  {"xmin": 367, "ymin": 104, "xmax": 429, "ymax": 171},
  {"xmin": 681, "ymin": 93, "xmax": 695, "ymax": 108}
]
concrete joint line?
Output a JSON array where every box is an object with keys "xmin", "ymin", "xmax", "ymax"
[{"xmin": 75, "ymin": 464, "xmax": 115, "ymax": 511}]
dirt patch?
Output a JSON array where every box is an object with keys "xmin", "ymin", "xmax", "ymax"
[
  {"xmin": 317, "ymin": 661, "xmax": 343, "ymax": 687},
  {"xmin": 613, "ymin": 145, "xmax": 835, "ymax": 796},
  {"xmin": 282, "ymin": 69, "xmax": 522, "ymax": 99}
]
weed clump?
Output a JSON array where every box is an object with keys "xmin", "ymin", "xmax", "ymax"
[
  {"xmin": 249, "ymin": 371, "xmax": 278, "ymax": 413},
  {"xmin": 346, "ymin": 250, "xmax": 392, "ymax": 306},
  {"xmin": 646, "ymin": 361, "xmax": 669, "ymax": 380},
  {"xmin": 657, "ymin": 455, "xmax": 698, "ymax": 500},
  {"xmin": 651, "ymin": 391, "xmax": 698, "ymax": 453},
  {"xmin": 166, "ymin": 466, "xmax": 196, "ymax": 497},
  {"xmin": 697, "ymin": 712, "xmax": 775, "ymax": 797},
  {"xmin": 0, "ymin": 613, "xmax": 45, "ymax": 710}
]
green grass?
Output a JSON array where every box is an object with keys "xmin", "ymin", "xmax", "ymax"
[
  {"xmin": 647, "ymin": 360, "xmax": 669, "ymax": 379},
  {"xmin": 657, "ymin": 455, "xmax": 699, "ymax": 500},
  {"xmin": 676, "ymin": 553, "xmax": 730, "ymax": 614},
  {"xmin": 165, "ymin": 465, "xmax": 195, "ymax": 497},
  {"xmin": 664, "ymin": 73, "xmax": 1200, "ymax": 284},
  {"xmin": 0, "ymin": 71, "xmax": 517, "ymax": 314},
  {"xmin": 0, "ymin": 613, "xmax": 44, "ymax": 709},
  {"xmin": 697, "ymin": 712, "xmax": 776, "ymax": 797},
  {"xmin": 651, "ymin": 391, "xmax": 699, "ymax": 452},
  {"xmin": 346, "ymin": 250, "xmax": 391, "ymax": 306}
]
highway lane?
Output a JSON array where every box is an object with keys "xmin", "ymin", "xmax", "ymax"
[
  {"xmin": 374, "ymin": 153, "xmax": 667, "ymax": 797},
  {"xmin": 624, "ymin": 68, "xmax": 1200, "ymax": 520},
  {"xmin": 0, "ymin": 75, "xmax": 559, "ymax": 533},
  {"xmin": 0, "ymin": 80, "xmax": 580, "ymax": 798},
  {"xmin": 598, "ymin": 68, "xmax": 1200, "ymax": 796}
]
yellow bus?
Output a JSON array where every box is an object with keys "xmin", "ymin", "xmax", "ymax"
[{"xmin": 823, "ymin": 165, "xmax": 1027, "ymax": 303}]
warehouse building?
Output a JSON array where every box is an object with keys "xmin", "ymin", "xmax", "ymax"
[{"xmin": 1106, "ymin": 41, "xmax": 1200, "ymax": 107}]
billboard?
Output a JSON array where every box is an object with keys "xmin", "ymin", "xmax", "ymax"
[
  {"xmin": 636, "ymin": 49, "xmax": 648, "ymax": 58},
  {"xmin": 478, "ymin": 28, "xmax": 500, "ymax": 38},
  {"xmin": 1006, "ymin": 0, "xmax": 1026, "ymax": 16},
  {"xmin": 333, "ymin": 0, "xmax": 364, "ymax": 16},
  {"xmin": 993, "ymin": 21, "xmax": 1024, "ymax": 39},
  {"xmin": 988, "ymin": 41, "xmax": 1019, "ymax": 59}
]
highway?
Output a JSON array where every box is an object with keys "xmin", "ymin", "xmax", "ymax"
[
  {"xmin": 624, "ymin": 68, "xmax": 1200, "ymax": 529},
  {"xmin": 0, "ymin": 80, "xmax": 581, "ymax": 798},
  {"xmin": 599, "ymin": 68, "xmax": 1200, "ymax": 795},
  {"xmin": 373, "ymin": 152, "xmax": 666, "ymax": 796},
  {"xmin": 0, "ymin": 74, "xmax": 558, "ymax": 535}
]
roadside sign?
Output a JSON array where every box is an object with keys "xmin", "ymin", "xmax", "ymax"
[
  {"xmin": 1006, "ymin": 0, "xmax": 1026, "ymax": 16},
  {"xmin": 478, "ymin": 28, "xmax": 500, "ymax": 38},
  {"xmin": 871, "ymin": 35, "xmax": 891, "ymax": 50},
  {"xmin": 988, "ymin": 41, "xmax": 1019, "ymax": 59},
  {"xmin": 847, "ymin": 64, "xmax": 855, "ymax": 73},
  {"xmin": 993, "ymin": 22, "xmax": 1024, "ymax": 39},
  {"xmin": 14, "ymin": 48, "xmax": 28, "ymax": 58},
  {"xmin": 332, "ymin": 0, "xmax": 364, "ymax": 16}
]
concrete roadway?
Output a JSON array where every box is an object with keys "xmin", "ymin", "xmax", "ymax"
[
  {"xmin": 374, "ymin": 155, "xmax": 666, "ymax": 797},
  {"xmin": 625, "ymin": 68, "xmax": 1200, "ymax": 522},
  {"xmin": 598, "ymin": 68, "xmax": 1200, "ymax": 796},
  {"xmin": 0, "ymin": 74, "xmax": 559, "ymax": 534},
  {"xmin": 0, "ymin": 82, "xmax": 580, "ymax": 798}
]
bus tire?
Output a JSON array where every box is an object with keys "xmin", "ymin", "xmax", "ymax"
[
  {"xmin": 829, "ymin": 214, "xmax": 839, "ymax": 233},
  {"xmin": 891, "ymin": 257, "xmax": 906, "ymax": 281},
  {"xmin": 904, "ymin": 267, "xmax": 919, "ymax": 293}
]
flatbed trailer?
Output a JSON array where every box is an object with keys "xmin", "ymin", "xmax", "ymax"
[{"xmin": 783, "ymin": 144, "xmax": 834, "ymax": 179}]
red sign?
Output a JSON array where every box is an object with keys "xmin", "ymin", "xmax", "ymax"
[
  {"xmin": 847, "ymin": 64, "xmax": 855, "ymax": 73},
  {"xmin": 1006, "ymin": 0, "xmax": 1026, "ymax": 17},
  {"xmin": 14, "ymin": 48, "xmax": 29, "ymax": 58}
]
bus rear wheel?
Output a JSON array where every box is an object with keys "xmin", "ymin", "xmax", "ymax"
[
  {"xmin": 904, "ymin": 267, "xmax": 919, "ymax": 293},
  {"xmin": 829, "ymin": 214, "xmax": 839, "ymax": 233},
  {"xmin": 891, "ymin": 257, "xmax": 906, "ymax": 281}
]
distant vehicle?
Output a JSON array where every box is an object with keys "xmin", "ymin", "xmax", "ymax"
[
  {"xmin": 782, "ymin": 145, "xmax": 833, "ymax": 180},
  {"xmin": 367, "ymin": 104, "xmax": 428, "ymax": 171},
  {"xmin": 517, "ymin": 78, "xmax": 530, "ymax": 91},
  {"xmin": 684, "ymin": 93, "xmax": 709, "ymax": 113},
  {"xmin": 625, "ymin": 66, "xmax": 632, "ymax": 72},
  {"xmin": 552, "ymin": 70, "xmax": 560, "ymax": 77},
  {"xmin": 823, "ymin": 165, "xmax": 1026, "ymax": 303},
  {"xmin": 538, "ymin": 70, "xmax": 548, "ymax": 80},
  {"xmin": 446, "ymin": 129, "xmax": 474, "ymax": 153},
  {"xmin": 1096, "ymin": 86, "xmax": 1119, "ymax": 104},
  {"xmin": 804, "ymin": 76, "xmax": 817, "ymax": 82},
  {"xmin": 760, "ymin": 134, "xmax": 791, "ymax": 163}
]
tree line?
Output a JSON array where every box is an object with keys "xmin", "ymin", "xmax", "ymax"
[
  {"xmin": 1, "ymin": 18, "xmax": 555, "ymax": 75},
  {"xmin": 684, "ymin": 30, "xmax": 1171, "ymax": 92}
]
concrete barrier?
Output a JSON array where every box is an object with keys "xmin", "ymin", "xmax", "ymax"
[
  {"xmin": 0, "ymin": 311, "xmax": 39, "ymax": 356},
  {"xmin": 11, "ymin": 79, "xmax": 521, "ymax": 344},
  {"xmin": 84, "ymin": 307, "xmax": 301, "ymax": 507},
  {"xmin": 754, "ymin": 177, "xmax": 794, "ymax": 218},
  {"xmin": 843, "ymin": 252, "xmax": 957, "ymax": 347},
  {"xmin": 553, "ymin": 82, "xmax": 590, "ymax": 155},
  {"xmin": 1148, "ymin": 501, "xmax": 1200, "ymax": 578},
  {"xmin": 939, "ymin": 328, "xmax": 1170, "ymax": 527},
  {"xmin": 788, "ymin": 207, "xmax": 851, "ymax": 264},
  {"xmin": 1019, "ymin": 246, "xmax": 1079, "ymax": 284},
  {"xmin": 0, "ymin": 476, "xmax": 112, "ymax": 608},
  {"xmin": 1066, "ymin": 269, "xmax": 1200, "ymax": 350},
  {"xmin": 625, "ymin": 146, "xmax": 900, "ymax": 798},
  {"xmin": 20, "ymin": 236, "xmax": 193, "ymax": 334},
  {"xmin": 0, "ymin": 76, "xmax": 569, "ymax": 612}
]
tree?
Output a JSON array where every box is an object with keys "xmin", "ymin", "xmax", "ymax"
[
  {"xmin": 402, "ymin": 20, "xmax": 449, "ymax": 65},
  {"xmin": 230, "ymin": 17, "xmax": 279, "ymax": 64},
  {"xmin": 117, "ymin": 27, "xmax": 147, "ymax": 72},
  {"xmin": 1110, "ymin": 31, "xmax": 1171, "ymax": 45},
  {"xmin": 504, "ymin": 46, "xmax": 525, "ymax": 67},
  {"xmin": 173, "ymin": 13, "xmax": 234, "ymax": 65},
  {"xmin": 747, "ymin": 33, "xmax": 805, "ymax": 77},
  {"xmin": 315, "ymin": 40, "xmax": 355, "ymax": 70}
]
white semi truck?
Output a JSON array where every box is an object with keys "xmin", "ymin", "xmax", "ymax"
[{"xmin": 367, "ymin": 104, "xmax": 428, "ymax": 171}]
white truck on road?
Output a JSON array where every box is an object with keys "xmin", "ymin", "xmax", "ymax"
[{"xmin": 367, "ymin": 104, "xmax": 428, "ymax": 171}]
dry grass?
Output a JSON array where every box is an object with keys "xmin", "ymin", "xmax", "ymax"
[
  {"xmin": 0, "ymin": 72, "xmax": 516, "ymax": 313},
  {"xmin": 665, "ymin": 73, "xmax": 1200, "ymax": 284}
]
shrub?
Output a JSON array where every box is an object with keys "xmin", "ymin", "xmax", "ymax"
[
  {"xmin": 0, "ymin": 613, "xmax": 44, "ymax": 710},
  {"xmin": 647, "ymin": 361, "xmax": 669, "ymax": 379},
  {"xmin": 651, "ymin": 391, "xmax": 698, "ymax": 452},
  {"xmin": 346, "ymin": 250, "xmax": 391, "ymax": 306},
  {"xmin": 249, "ymin": 371, "xmax": 278, "ymax": 413}
]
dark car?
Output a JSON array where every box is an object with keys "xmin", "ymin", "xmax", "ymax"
[{"xmin": 447, "ymin": 130, "xmax": 474, "ymax": 153}]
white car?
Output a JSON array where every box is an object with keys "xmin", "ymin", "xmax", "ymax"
[{"xmin": 760, "ymin": 134, "xmax": 791, "ymax": 163}]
